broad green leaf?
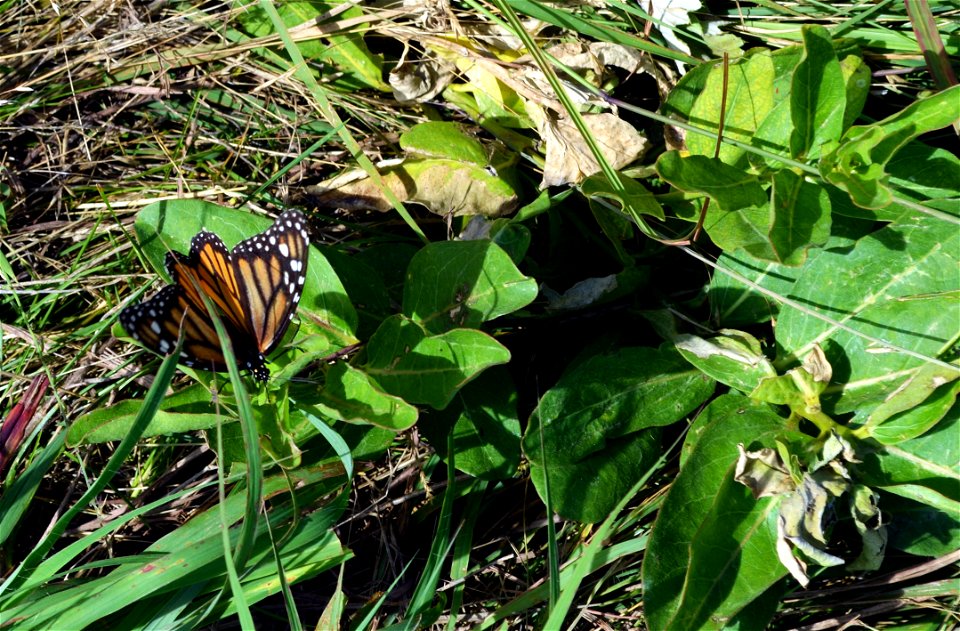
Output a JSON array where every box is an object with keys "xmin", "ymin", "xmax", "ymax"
[
  {"xmin": 365, "ymin": 315, "xmax": 511, "ymax": 410},
  {"xmin": 702, "ymin": 203, "xmax": 772, "ymax": 259},
  {"xmin": 354, "ymin": 242, "xmax": 418, "ymax": 304},
  {"xmin": 399, "ymin": 121, "xmax": 489, "ymax": 165},
  {"xmin": 661, "ymin": 58, "xmax": 718, "ymax": 123},
  {"xmin": 865, "ymin": 364, "xmax": 960, "ymax": 443},
  {"xmin": 310, "ymin": 122, "xmax": 518, "ymax": 218},
  {"xmin": 687, "ymin": 51, "xmax": 775, "ymax": 167},
  {"xmin": 745, "ymin": 42, "xmax": 867, "ymax": 169},
  {"xmin": 708, "ymin": 251, "xmax": 804, "ymax": 326},
  {"xmin": 403, "ymin": 240, "xmax": 538, "ymax": 334},
  {"xmin": 67, "ymin": 402, "xmax": 225, "ymax": 445},
  {"xmin": 820, "ymin": 125, "xmax": 891, "ymax": 209},
  {"xmin": 748, "ymin": 92, "xmax": 793, "ymax": 170},
  {"xmin": 704, "ymin": 175, "xmax": 822, "ymax": 263},
  {"xmin": 676, "ymin": 330, "xmax": 777, "ymax": 394},
  {"xmin": 707, "ymin": 217, "xmax": 873, "ymax": 326},
  {"xmin": 839, "ymin": 54, "xmax": 870, "ymax": 130},
  {"xmin": 857, "ymin": 408, "xmax": 960, "ymax": 517},
  {"xmin": 310, "ymin": 157, "xmax": 520, "ymax": 218},
  {"xmin": 322, "ymin": 248, "xmax": 392, "ymax": 339},
  {"xmin": 522, "ymin": 346, "xmax": 714, "ymax": 523},
  {"xmin": 316, "ymin": 362, "xmax": 418, "ymax": 431},
  {"xmin": 306, "ymin": 422, "xmax": 397, "ymax": 462},
  {"xmin": 745, "ymin": 48, "xmax": 800, "ymax": 167},
  {"xmin": 644, "ymin": 394, "xmax": 796, "ymax": 631},
  {"xmin": 657, "ymin": 152, "xmax": 767, "ymax": 213},
  {"xmin": 581, "ymin": 173, "xmax": 665, "ymax": 221},
  {"xmin": 887, "ymin": 143, "xmax": 960, "ymax": 214},
  {"xmin": 529, "ymin": 425, "xmax": 662, "ymax": 524},
  {"xmin": 870, "ymin": 382, "xmax": 960, "ymax": 446},
  {"xmin": 882, "ymin": 493, "xmax": 960, "ymax": 557},
  {"xmin": 790, "ymin": 26, "xmax": 846, "ymax": 160},
  {"xmin": 777, "ymin": 218, "xmax": 960, "ymax": 415},
  {"xmin": 699, "ymin": 169, "xmax": 830, "ymax": 264},
  {"xmin": 751, "ymin": 362, "xmax": 828, "ymax": 410},
  {"xmin": 765, "ymin": 165, "xmax": 832, "ymax": 265},
  {"xmin": 67, "ymin": 382, "xmax": 240, "ymax": 445},
  {"xmin": 721, "ymin": 589, "xmax": 787, "ymax": 631},
  {"xmin": 488, "ymin": 219, "xmax": 532, "ymax": 264},
  {"xmin": 420, "ymin": 369, "xmax": 521, "ymax": 480},
  {"xmin": 448, "ymin": 56, "xmax": 535, "ymax": 130}
]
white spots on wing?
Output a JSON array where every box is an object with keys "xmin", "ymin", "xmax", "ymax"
[
  {"xmin": 279, "ymin": 243, "xmax": 290, "ymax": 257},
  {"xmin": 150, "ymin": 321, "xmax": 161, "ymax": 335},
  {"xmin": 158, "ymin": 339, "xmax": 170, "ymax": 353},
  {"xmin": 297, "ymin": 274, "xmax": 304, "ymax": 286},
  {"xmin": 269, "ymin": 236, "xmax": 277, "ymax": 245},
  {"xmin": 290, "ymin": 259, "xmax": 302, "ymax": 272}
]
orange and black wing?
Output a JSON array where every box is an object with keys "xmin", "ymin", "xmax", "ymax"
[
  {"xmin": 165, "ymin": 230, "xmax": 249, "ymax": 335},
  {"xmin": 231, "ymin": 209, "xmax": 310, "ymax": 359},
  {"xmin": 121, "ymin": 230, "xmax": 262, "ymax": 378},
  {"xmin": 118, "ymin": 284, "xmax": 235, "ymax": 374}
]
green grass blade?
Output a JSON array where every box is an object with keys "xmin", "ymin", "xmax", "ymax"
[
  {"xmin": 906, "ymin": 0, "xmax": 960, "ymax": 91},
  {"xmin": 256, "ymin": 0, "xmax": 427, "ymax": 242},
  {"xmin": 1, "ymin": 343, "xmax": 180, "ymax": 598},
  {"xmin": 263, "ymin": 507, "xmax": 302, "ymax": 631},
  {"xmin": 401, "ymin": 434, "xmax": 460, "ymax": 625},
  {"xmin": 0, "ymin": 420, "xmax": 63, "ymax": 550},
  {"xmin": 192, "ymin": 291, "xmax": 258, "ymax": 626},
  {"xmin": 544, "ymin": 433, "xmax": 683, "ymax": 629},
  {"xmin": 445, "ymin": 480, "xmax": 488, "ymax": 631}
]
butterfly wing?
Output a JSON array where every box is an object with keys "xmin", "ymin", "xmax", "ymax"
[
  {"xmin": 122, "ymin": 229, "xmax": 263, "ymax": 377},
  {"xmin": 231, "ymin": 209, "xmax": 310, "ymax": 358},
  {"xmin": 118, "ymin": 284, "xmax": 232, "ymax": 372},
  {"xmin": 165, "ymin": 231, "xmax": 249, "ymax": 334},
  {"xmin": 119, "ymin": 285, "xmax": 184, "ymax": 359}
]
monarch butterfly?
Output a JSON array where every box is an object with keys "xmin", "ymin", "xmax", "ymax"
[{"xmin": 120, "ymin": 210, "xmax": 310, "ymax": 381}]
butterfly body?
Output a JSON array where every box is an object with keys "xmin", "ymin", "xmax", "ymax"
[{"xmin": 120, "ymin": 210, "xmax": 310, "ymax": 381}]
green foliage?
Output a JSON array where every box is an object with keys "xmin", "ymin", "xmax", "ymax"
[
  {"xmin": 2, "ymin": 2, "xmax": 958, "ymax": 630},
  {"xmin": 643, "ymin": 395, "xmax": 796, "ymax": 631},
  {"xmin": 1, "ymin": 465, "xmax": 349, "ymax": 630},
  {"xmin": 232, "ymin": 1, "xmax": 387, "ymax": 92},
  {"xmin": 524, "ymin": 346, "xmax": 715, "ymax": 523},
  {"xmin": 820, "ymin": 84, "xmax": 960, "ymax": 209},
  {"xmin": 638, "ymin": 28, "xmax": 958, "ymax": 627}
]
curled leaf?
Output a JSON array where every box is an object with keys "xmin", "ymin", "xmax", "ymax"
[
  {"xmin": 735, "ymin": 444, "xmax": 797, "ymax": 498},
  {"xmin": 389, "ymin": 50, "xmax": 455, "ymax": 103}
]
